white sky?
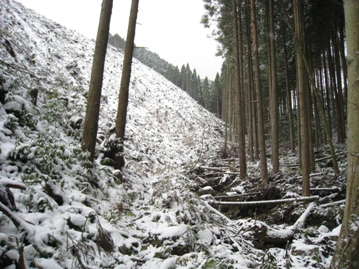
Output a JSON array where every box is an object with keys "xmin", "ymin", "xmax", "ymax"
[{"xmin": 18, "ymin": 0, "xmax": 223, "ymax": 80}]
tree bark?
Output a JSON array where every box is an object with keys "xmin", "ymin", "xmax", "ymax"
[
  {"xmin": 282, "ymin": 27, "xmax": 295, "ymax": 153},
  {"xmin": 232, "ymin": 0, "xmax": 246, "ymax": 179},
  {"xmin": 250, "ymin": 0, "xmax": 268, "ymax": 184},
  {"xmin": 245, "ymin": 1, "xmax": 256, "ymax": 162},
  {"xmin": 330, "ymin": 0, "xmax": 359, "ymax": 267},
  {"xmin": 267, "ymin": 0, "xmax": 279, "ymax": 174},
  {"xmin": 293, "ymin": 0, "xmax": 310, "ymax": 196},
  {"xmin": 114, "ymin": 0, "xmax": 139, "ymax": 170},
  {"xmin": 333, "ymin": 39, "xmax": 346, "ymax": 143},
  {"xmin": 81, "ymin": 0, "xmax": 113, "ymax": 163}
]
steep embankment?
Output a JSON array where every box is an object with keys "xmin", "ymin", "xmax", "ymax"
[{"xmin": 0, "ymin": 1, "xmax": 260, "ymax": 268}]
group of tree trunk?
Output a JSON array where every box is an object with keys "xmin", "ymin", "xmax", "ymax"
[
  {"xmin": 203, "ymin": 0, "xmax": 345, "ymax": 189},
  {"xmin": 81, "ymin": 0, "xmax": 139, "ymax": 175},
  {"xmin": 203, "ymin": 0, "xmax": 358, "ymax": 266}
]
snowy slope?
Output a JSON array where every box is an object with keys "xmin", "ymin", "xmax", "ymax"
[{"xmin": 0, "ymin": 1, "xmax": 261, "ymax": 268}]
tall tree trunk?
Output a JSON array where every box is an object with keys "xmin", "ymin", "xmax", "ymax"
[
  {"xmin": 327, "ymin": 44, "xmax": 342, "ymax": 142},
  {"xmin": 337, "ymin": 22, "xmax": 348, "ymax": 103},
  {"xmin": 232, "ymin": 0, "xmax": 246, "ymax": 178},
  {"xmin": 247, "ymin": 80, "xmax": 254, "ymax": 161},
  {"xmin": 251, "ymin": 0, "xmax": 268, "ymax": 184},
  {"xmin": 323, "ymin": 52, "xmax": 332, "ymax": 140},
  {"xmin": 293, "ymin": 0, "xmax": 310, "ymax": 196},
  {"xmin": 114, "ymin": 0, "xmax": 139, "ymax": 170},
  {"xmin": 223, "ymin": 63, "xmax": 231, "ymax": 157},
  {"xmin": 307, "ymin": 78, "xmax": 315, "ymax": 173},
  {"xmin": 246, "ymin": 0, "xmax": 256, "ymax": 161},
  {"xmin": 284, "ymin": 31, "xmax": 295, "ymax": 153},
  {"xmin": 267, "ymin": 0, "xmax": 279, "ymax": 174},
  {"xmin": 81, "ymin": 0, "xmax": 113, "ymax": 163},
  {"xmin": 330, "ymin": 0, "xmax": 359, "ymax": 267},
  {"xmin": 318, "ymin": 60, "xmax": 326, "ymax": 144},
  {"xmin": 333, "ymin": 38, "xmax": 346, "ymax": 143},
  {"xmin": 313, "ymin": 70, "xmax": 321, "ymax": 146}
]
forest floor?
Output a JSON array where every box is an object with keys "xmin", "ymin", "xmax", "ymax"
[{"xmin": 186, "ymin": 143, "xmax": 347, "ymax": 266}]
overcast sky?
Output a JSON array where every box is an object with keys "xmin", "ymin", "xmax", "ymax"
[{"xmin": 18, "ymin": 0, "xmax": 223, "ymax": 80}]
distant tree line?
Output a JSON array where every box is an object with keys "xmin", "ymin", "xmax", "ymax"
[{"xmin": 108, "ymin": 33, "xmax": 223, "ymax": 117}]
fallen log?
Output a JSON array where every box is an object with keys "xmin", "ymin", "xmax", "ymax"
[
  {"xmin": 315, "ymin": 155, "xmax": 332, "ymax": 162},
  {"xmin": 213, "ymin": 192, "xmax": 261, "ymax": 200},
  {"xmin": 319, "ymin": 199, "xmax": 346, "ymax": 208},
  {"xmin": 310, "ymin": 187, "xmax": 339, "ymax": 192},
  {"xmin": 249, "ymin": 202, "xmax": 317, "ymax": 249},
  {"xmin": 267, "ymin": 202, "xmax": 317, "ymax": 239},
  {"xmin": 199, "ymin": 166, "xmax": 241, "ymax": 175},
  {"xmin": 309, "ymin": 172, "xmax": 323, "ymax": 177},
  {"xmin": 319, "ymin": 193, "xmax": 339, "ymax": 203},
  {"xmin": 208, "ymin": 195, "xmax": 319, "ymax": 206}
]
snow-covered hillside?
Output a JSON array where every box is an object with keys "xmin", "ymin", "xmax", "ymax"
[{"xmin": 0, "ymin": 1, "xmax": 258, "ymax": 268}]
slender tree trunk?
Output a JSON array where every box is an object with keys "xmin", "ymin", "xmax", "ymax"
[
  {"xmin": 293, "ymin": 0, "xmax": 310, "ymax": 196},
  {"xmin": 330, "ymin": 0, "xmax": 359, "ymax": 267},
  {"xmin": 246, "ymin": 68, "xmax": 254, "ymax": 161},
  {"xmin": 251, "ymin": 0, "xmax": 268, "ymax": 183},
  {"xmin": 223, "ymin": 63, "xmax": 230, "ymax": 156},
  {"xmin": 318, "ymin": 61, "xmax": 325, "ymax": 144},
  {"xmin": 232, "ymin": 0, "xmax": 246, "ymax": 178},
  {"xmin": 323, "ymin": 52, "xmax": 332, "ymax": 140},
  {"xmin": 327, "ymin": 44, "xmax": 342, "ymax": 142},
  {"xmin": 267, "ymin": 0, "xmax": 279, "ymax": 174},
  {"xmin": 337, "ymin": 23, "xmax": 348, "ymax": 103},
  {"xmin": 307, "ymin": 79, "xmax": 315, "ymax": 173},
  {"xmin": 245, "ymin": 1, "xmax": 256, "ymax": 161},
  {"xmin": 333, "ymin": 38, "xmax": 346, "ymax": 143},
  {"xmin": 114, "ymin": 0, "xmax": 139, "ymax": 170},
  {"xmin": 313, "ymin": 70, "xmax": 321, "ymax": 146},
  {"xmin": 282, "ymin": 27, "xmax": 295, "ymax": 153},
  {"xmin": 81, "ymin": 0, "xmax": 113, "ymax": 163}
]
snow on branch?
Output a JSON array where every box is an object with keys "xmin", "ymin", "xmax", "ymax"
[
  {"xmin": 0, "ymin": 179, "xmax": 26, "ymax": 211},
  {"xmin": 0, "ymin": 202, "xmax": 51, "ymax": 255},
  {"xmin": 0, "ymin": 179, "xmax": 27, "ymax": 190}
]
